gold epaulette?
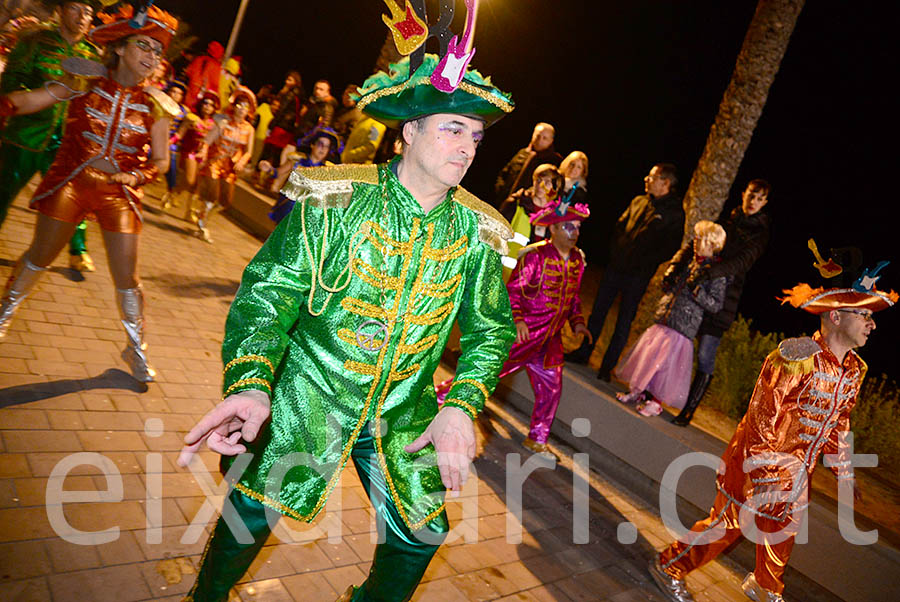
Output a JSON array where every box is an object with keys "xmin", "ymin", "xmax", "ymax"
[
  {"xmin": 576, "ymin": 247, "xmax": 586, "ymax": 264},
  {"xmin": 769, "ymin": 336, "xmax": 820, "ymax": 375},
  {"xmin": 280, "ymin": 164, "xmax": 379, "ymax": 208},
  {"xmin": 143, "ymin": 85, "xmax": 181, "ymax": 119},
  {"xmin": 452, "ymin": 187, "xmax": 513, "ymax": 255}
]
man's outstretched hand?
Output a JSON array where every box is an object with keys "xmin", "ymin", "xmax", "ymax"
[
  {"xmin": 404, "ymin": 406, "xmax": 475, "ymax": 495},
  {"xmin": 177, "ymin": 389, "xmax": 271, "ymax": 467}
]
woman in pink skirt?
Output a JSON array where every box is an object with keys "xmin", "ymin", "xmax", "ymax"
[{"xmin": 616, "ymin": 220, "xmax": 727, "ymax": 415}]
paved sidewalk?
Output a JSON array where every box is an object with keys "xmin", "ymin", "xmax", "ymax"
[{"xmin": 0, "ymin": 182, "xmax": 750, "ymax": 602}]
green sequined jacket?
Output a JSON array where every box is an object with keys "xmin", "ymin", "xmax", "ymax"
[
  {"xmin": 0, "ymin": 26, "xmax": 99, "ymax": 151},
  {"xmin": 221, "ymin": 161, "xmax": 516, "ymax": 530}
]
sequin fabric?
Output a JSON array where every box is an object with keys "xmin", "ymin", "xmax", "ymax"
[
  {"xmin": 715, "ymin": 331, "xmax": 864, "ymax": 524},
  {"xmin": 29, "ymin": 76, "xmax": 162, "ymax": 221},
  {"xmin": 221, "ymin": 162, "xmax": 515, "ymax": 530},
  {"xmin": 506, "ymin": 241, "xmax": 586, "ymax": 369}
]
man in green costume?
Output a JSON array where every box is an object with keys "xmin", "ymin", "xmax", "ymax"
[
  {"xmin": 177, "ymin": 50, "xmax": 517, "ymax": 601},
  {"xmin": 0, "ymin": 1, "xmax": 102, "ymax": 271}
]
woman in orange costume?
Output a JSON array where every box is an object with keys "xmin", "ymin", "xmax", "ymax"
[
  {"xmin": 0, "ymin": 2, "xmax": 179, "ymax": 382},
  {"xmin": 171, "ymin": 91, "xmax": 219, "ymax": 220},
  {"xmin": 193, "ymin": 86, "xmax": 255, "ymax": 243}
]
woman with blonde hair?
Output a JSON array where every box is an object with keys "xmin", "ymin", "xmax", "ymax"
[
  {"xmin": 559, "ymin": 150, "xmax": 589, "ymax": 206},
  {"xmin": 614, "ymin": 220, "xmax": 728, "ymax": 416}
]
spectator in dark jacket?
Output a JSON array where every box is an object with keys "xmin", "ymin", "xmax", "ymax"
[
  {"xmin": 257, "ymin": 70, "xmax": 305, "ymax": 168},
  {"xmin": 298, "ymin": 79, "xmax": 338, "ymax": 137},
  {"xmin": 672, "ymin": 179, "xmax": 771, "ymax": 425},
  {"xmin": 494, "ymin": 122, "xmax": 562, "ymax": 206},
  {"xmin": 566, "ymin": 163, "xmax": 685, "ymax": 380}
]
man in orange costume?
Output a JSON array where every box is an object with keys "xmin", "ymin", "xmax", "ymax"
[{"xmin": 649, "ymin": 253, "xmax": 896, "ymax": 602}]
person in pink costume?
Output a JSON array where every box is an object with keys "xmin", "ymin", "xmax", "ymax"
[
  {"xmin": 438, "ymin": 201, "xmax": 592, "ymax": 458},
  {"xmin": 615, "ymin": 220, "xmax": 727, "ymax": 417}
]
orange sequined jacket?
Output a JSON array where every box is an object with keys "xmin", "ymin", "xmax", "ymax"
[
  {"xmin": 31, "ymin": 76, "xmax": 164, "ymax": 207},
  {"xmin": 716, "ymin": 331, "xmax": 864, "ymax": 522}
]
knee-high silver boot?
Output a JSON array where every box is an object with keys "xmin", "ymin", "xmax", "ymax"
[
  {"xmin": 195, "ymin": 201, "xmax": 215, "ymax": 243},
  {"xmin": 0, "ymin": 258, "xmax": 46, "ymax": 339},
  {"xmin": 117, "ymin": 285, "xmax": 157, "ymax": 382}
]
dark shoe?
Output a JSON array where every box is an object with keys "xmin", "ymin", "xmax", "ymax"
[
  {"xmin": 564, "ymin": 342, "xmax": 592, "ymax": 364},
  {"xmin": 672, "ymin": 372, "xmax": 713, "ymax": 426},
  {"xmin": 597, "ymin": 369, "xmax": 611, "ymax": 381}
]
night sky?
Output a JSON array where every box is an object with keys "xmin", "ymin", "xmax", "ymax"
[{"xmin": 154, "ymin": 1, "xmax": 898, "ymax": 379}]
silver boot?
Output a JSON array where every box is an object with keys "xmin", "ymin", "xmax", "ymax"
[
  {"xmin": 0, "ymin": 258, "xmax": 46, "ymax": 339},
  {"xmin": 649, "ymin": 556, "xmax": 695, "ymax": 602},
  {"xmin": 117, "ymin": 285, "xmax": 157, "ymax": 382},
  {"xmin": 742, "ymin": 573, "xmax": 784, "ymax": 602},
  {"xmin": 195, "ymin": 201, "xmax": 215, "ymax": 243}
]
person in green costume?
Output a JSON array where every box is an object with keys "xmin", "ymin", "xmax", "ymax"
[
  {"xmin": 0, "ymin": 0, "xmax": 106, "ymax": 271},
  {"xmin": 176, "ymin": 35, "xmax": 519, "ymax": 602}
]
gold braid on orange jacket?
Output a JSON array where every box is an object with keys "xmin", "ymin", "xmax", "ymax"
[{"xmin": 715, "ymin": 330, "xmax": 864, "ymax": 526}]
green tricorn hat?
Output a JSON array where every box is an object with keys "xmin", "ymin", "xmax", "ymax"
[{"xmin": 356, "ymin": 54, "xmax": 514, "ymax": 129}]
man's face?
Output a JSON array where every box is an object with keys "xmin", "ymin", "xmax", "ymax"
[
  {"xmin": 835, "ymin": 309, "xmax": 876, "ymax": 349},
  {"xmin": 644, "ymin": 166, "xmax": 671, "ymax": 197},
  {"xmin": 310, "ymin": 136, "xmax": 331, "ymax": 163},
  {"xmin": 550, "ymin": 220, "xmax": 580, "ymax": 250},
  {"xmin": 60, "ymin": 2, "xmax": 94, "ymax": 39},
  {"xmin": 404, "ymin": 114, "xmax": 485, "ymax": 190},
  {"xmin": 118, "ymin": 35, "xmax": 163, "ymax": 82},
  {"xmin": 313, "ymin": 82, "xmax": 330, "ymax": 100},
  {"xmin": 530, "ymin": 125, "xmax": 554, "ymax": 151},
  {"xmin": 742, "ymin": 185, "xmax": 768, "ymax": 216}
]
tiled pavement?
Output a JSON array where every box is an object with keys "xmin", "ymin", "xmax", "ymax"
[{"xmin": 0, "ymin": 181, "xmax": 749, "ymax": 601}]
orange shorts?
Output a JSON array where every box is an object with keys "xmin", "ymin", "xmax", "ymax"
[{"xmin": 31, "ymin": 165, "xmax": 142, "ymax": 234}]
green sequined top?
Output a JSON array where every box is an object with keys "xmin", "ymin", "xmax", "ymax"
[
  {"xmin": 0, "ymin": 26, "xmax": 99, "ymax": 152},
  {"xmin": 221, "ymin": 161, "xmax": 516, "ymax": 530}
]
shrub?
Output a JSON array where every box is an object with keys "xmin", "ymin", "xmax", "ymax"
[{"xmin": 706, "ymin": 314, "xmax": 782, "ymax": 420}]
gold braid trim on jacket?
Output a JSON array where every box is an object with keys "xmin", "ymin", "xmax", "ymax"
[
  {"xmin": 452, "ymin": 187, "xmax": 512, "ymax": 256},
  {"xmin": 280, "ymin": 164, "xmax": 379, "ymax": 207}
]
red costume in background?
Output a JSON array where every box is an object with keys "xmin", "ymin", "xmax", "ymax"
[{"xmin": 184, "ymin": 41, "xmax": 223, "ymax": 110}]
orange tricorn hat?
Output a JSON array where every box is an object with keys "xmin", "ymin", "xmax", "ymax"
[
  {"xmin": 780, "ymin": 240, "xmax": 897, "ymax": 314},
  {"xmin": 89, "ymin": 2, "xmax": 178, "ymax": 48}
]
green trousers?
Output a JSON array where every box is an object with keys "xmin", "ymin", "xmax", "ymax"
[
  {"xmin": 0, "ymin": 142, "xmax": 88, "ymax": 255},
  {"xmin": 186, "ymin": 425, "xmax": 448, "ymax": 602}
]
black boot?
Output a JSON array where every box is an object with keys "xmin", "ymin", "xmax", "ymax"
[
  {"xmin": 672, "ymin": 372, "xmax": 712, "ymax": 426},
  {"xmin": 564, "ymin": 340, "xmax": 593, "ymax": 364}
]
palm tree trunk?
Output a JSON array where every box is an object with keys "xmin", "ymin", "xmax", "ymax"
[
  {"xmin": 627, "ymin": 0, "xmax": 805, "ymax": 356},
  {"xmin": 683, "ymin": 0, "xmax": 805, "ymax": 231}
]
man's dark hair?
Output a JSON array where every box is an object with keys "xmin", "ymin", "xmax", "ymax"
[
  {"xmin": 654, "ymin": 162, "xmax": 678, "ymax": 189},
  {"xmin": 747, "ymin": 178, "xmax": 770, "ymax": 195}
]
